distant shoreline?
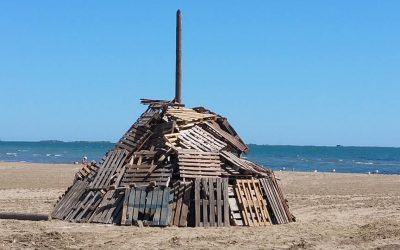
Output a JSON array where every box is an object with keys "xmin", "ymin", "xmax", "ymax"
[
  {"xmin": 0, "ymin": 141, "xmax": 399, "ymax": 148},
  {"xmin": 0, "ymin": 140, "xmax": 115, "ymax": 144}
]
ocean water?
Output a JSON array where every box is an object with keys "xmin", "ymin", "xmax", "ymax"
[
  {"xmin": 0, "ymin": 141, "xmax": 113, "ymax": 164},
  {"xmin": 1, "ymin": 141, "xmax": 399, "ymax": 174}
]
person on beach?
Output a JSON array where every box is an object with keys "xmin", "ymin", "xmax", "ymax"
[{"xmin": 82, "ymin": 156, "xmax": 88, "ymax": 165}]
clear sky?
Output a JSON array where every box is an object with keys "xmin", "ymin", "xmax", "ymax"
[{"xmin": 0, "ymin": 1, "xmax": 399, "ymax": 147}]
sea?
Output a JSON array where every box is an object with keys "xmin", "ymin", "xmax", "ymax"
[{"xmin": 1, "ymin": 141, "xmax": 400, "ymax": 174}]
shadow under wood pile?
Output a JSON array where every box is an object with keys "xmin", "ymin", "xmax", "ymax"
[{"xmin": 52, "ymin": 99, "xmax": 295, "ymax": 227}]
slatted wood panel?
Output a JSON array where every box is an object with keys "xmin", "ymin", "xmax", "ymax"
[
  {"xmin": 116, "ymin": 126, "xmax": 152, "ymax": 153},
  {"xmin": 170, "ymin": 181, "xmax": 192, "ymax": 227},
  {"xmin": 234, "ymin": 179, "xmax": 271, "ymax": 226},
  {"xmin": 259, "ymin": 177, "xmax": 291, "ymax": 224},
  {"xmin": 140, "ymin": 98, "xmax": 185, "ymax": 108},
  {"xmin": 64, "ymin": 190, "xmax": 103, "ymax": 223},
  {"xmin": 115, "ymin": 107, "xmax": 160, "ymax": 153},
  {"xmin": 166, "ymin": 107, "xmax": 216, "ymax": 122},
  {"xmin": 220, "ymin": 150, "xmax": 268, "ymax": 177},
  {"xmin": 147, "ymin": 121, "xmax": 176, "ymax": 149},
  {"xmin": 121, "ymin": 186, "xmax": 172, "ymax": 226},
  {"xmin": 220, "ymin": 163, "xmax": 241, "ymax": 176},
  {"xmin": 202, "ymin": 120, "xmax": 248, "ymax": 153},
  {"xmin": 51, "ymin": 180, "xmax": 89, "ymax": 220},
  {"xmin": 194, "ymin": 178, "xmax": 229, "ymax": 227},
  {"xmin": 177, "ymin": 150, "xmax": 221, "ymax": 179},
  {"xmin": 177, "ymin": 126, "xmax": 227, "ymax": 151},
  {"xmin": 89, "ymin": 149, "xmax": 129, "ymax": 189},
  {"xmin": 228, "ymin": 184, "xmax": 243, "ymax": 226},
  {"xmin": 89, "ymin": 189, "xmax": 125, "ymax": 224},
  {"xmin": 75, "ymin": 163, "xmax": 99, "ymax": 181},
  {"xmin": 121, "ymin": 163, "xmax": 172, "ymax": 187}
]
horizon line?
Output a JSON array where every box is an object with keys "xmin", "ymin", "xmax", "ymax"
[{"xmin": 0, "ymin": 140, "xmax": 398, "ymax": 149}]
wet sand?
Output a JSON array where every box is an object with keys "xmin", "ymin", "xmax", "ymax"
[{"xmin": 0, "ymin": 162, "xmax": 399, "ymax": 249}]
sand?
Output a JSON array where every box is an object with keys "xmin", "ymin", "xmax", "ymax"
[{"xmin": 0, "ymin": 162, "xmax": 399, "ymax": 250}]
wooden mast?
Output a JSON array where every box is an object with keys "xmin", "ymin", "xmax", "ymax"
[{"xmin": 175, "ymin": 9, "xmax": 182, "ymax": 103}]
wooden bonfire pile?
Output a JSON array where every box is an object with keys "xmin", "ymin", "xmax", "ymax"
[{"xmin": 52, "ymin": 99, "xmax": 294, "ymax": 227}]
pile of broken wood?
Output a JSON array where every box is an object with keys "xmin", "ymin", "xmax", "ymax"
[{"xmin": 52, "ymin": 99, "xmax": 295, "ymax": 227}]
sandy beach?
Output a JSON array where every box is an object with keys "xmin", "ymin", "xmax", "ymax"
[{"xmin": 0, "ymin": 162, "xmax": 399, "ymax": 249}]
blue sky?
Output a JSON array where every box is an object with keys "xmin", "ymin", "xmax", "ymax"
[{"xmin": 0, "ymin": 1, "xmax": 399, "ymax": 147}]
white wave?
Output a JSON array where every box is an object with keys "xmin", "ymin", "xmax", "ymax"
[
  {"xmin": 355, "ymin": 161, "xmax": 373, "ymax": 165},
  {"xmin": 17, "ymin": 149, "xmax": 28, "ymax": 152},
  {"xmin": 54, "ymin": 154, "xmax": 62, "ymax": 157},
  {"xmin": 6, "ymin": 152, "xmax": 17, "ymax": 156},
  {"xmin": 46, "ymin": 154, "xmax": 51, "ymax": 157}
]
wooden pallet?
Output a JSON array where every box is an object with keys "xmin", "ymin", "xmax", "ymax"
[
  {"xmin": 177, "ymin": 149, "xmax": 221, "ymax": 179},
  {"xmin": 194, "ymin": 178, "xmax": 230, "ymax": 227},
  {"xmin": 176, "ymin": 125, "xmax": 227, "ymax": 151},
  {"xmin": 89, "ymin": 149, "xmax": 129, "ymax": 189},
  {"xmin": 75, "ymin": 163, "xmax": 99, "ymax": 181},
  {"xmin": 121, "ymin": 186, "xmax": 172, "ymax": 226},
  {"xmin": 65, "ymin": 190, "xmax": 103, "ymax": 222},
  {"xmin": 147, "ymin": 121, "xmax": 176, "ymax": 149},
  {"xmin": 89, "ymin": 189, "xmax": 125, "ymax": 224},
  {"xmin": 228, "ymin": 184, "xmax": 243, "ymax": 226},
  {"xmin": 220, "ymin": 150, "xmax": 268, "ymax": 177},
  {"xmin": 116, "ymin": 126, "xmax": 153, "ymax": 153},
  {"xmin": 51, "ymin": 180, "xmax": 89, "ymax": 220},
  {"xmin": 170, "ymin": 181, "xmax": 193, "ymax": 227},
  {"xmin": 259, "ymin": 177, "xmax": 291, "ymax": 224},
  {"xmin": 121, "ymin": 163, "xmax": 172, "ymax": 187},
  {"xmin": 234, "ymin": 179, "xmax": 271, "ymax": 226},
  {"xmin": 140, "ymin": 98, "xmax": 185, "ymax": 108},
  {"xmin": 115, "ymin": 107, "xmax": 159, "ymax": 153},
  {"xmin": 119, "ymin": 149, "xmax": 172, "ymax": 187},
  {"xmin": 202, "ymin": 120, "xmax": 248, "ymax": 153},
  {"xmin": 166, "ymin": 107, "xmax": 216, "ymax": 123}
]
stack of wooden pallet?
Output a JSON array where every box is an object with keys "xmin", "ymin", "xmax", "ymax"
[{"xmin": 52, "ymin": 99, "xmax": 295, "ymax": 227}]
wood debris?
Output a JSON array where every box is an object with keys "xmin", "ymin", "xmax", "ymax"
[{"xmin": 52, "ymin": 101, "xmax": 294, "ymax": 226}]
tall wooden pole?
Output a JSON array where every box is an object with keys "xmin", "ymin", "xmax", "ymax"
[{"xmin": 175, "ymin": 9, "xmax": 182, "ymax": 103}]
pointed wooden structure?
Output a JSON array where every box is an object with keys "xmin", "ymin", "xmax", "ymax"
[{"xmin": 51, "ymin": 10, "xmax": 294, "ymax": 227}]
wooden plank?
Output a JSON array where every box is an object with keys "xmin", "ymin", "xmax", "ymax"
[
  {"xmin": 124, "ymin": 189, "xmax": 135, "ymax": 225},
  {"xmin": 143, "ymin": 188, "xmax": 153, "ymax": 221},
  {"xmin": 179, "ymin": 182, "xmax": 192, "ymax": 227},
  {"xmin": 131, "ymin": 188, "xmax": 141, "ymax": 224},
  {"xmin": 222, "ymin": 178, "xmax": 230, "ymax": 226},
  {"xmin": 202, "ymin": 178, "xmax": 209, "ymax": 227},
  {"xmin": 208, "ymin": 179, "xmax": 215, "ymax": 227},
  {"xmin": 159, "ymin": 188, "xmax": 171, "ymax": 226},
  {"xmin": 121, "ymin": 188, "xmax": 131, "ymax": 225},
  {"xmin": 149, "ymin": 187, "xmax": 159, "ymax": 225},
  {"xmin": 216, "ymin": 178, "xmax": 222, "ymax": 227},
  {"xmin": 110, "ymin": 192, "xmax": 124, "ymax": 224},
  {"xmin": 169, "ymin": 183, "xmax": 178, "ymax": 226},
  {"xmin": 138, "ymin": 187, "xmax": 147, "ymax": 222},
  {"xmin": 194, "ymin": 179, "xmax": 201, "ymax": 227},
  {"xmin": 152, "ymin": 188, "xmax": 164, "ymax": 225},
  {"xmin": 173, "ymin": 182, "xmax": 184, "ymax": 226}
]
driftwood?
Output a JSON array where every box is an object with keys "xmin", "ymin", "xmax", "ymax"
[{"xmin": 0, "ymin": 212, "xmax": 49, "ymax": 221}]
